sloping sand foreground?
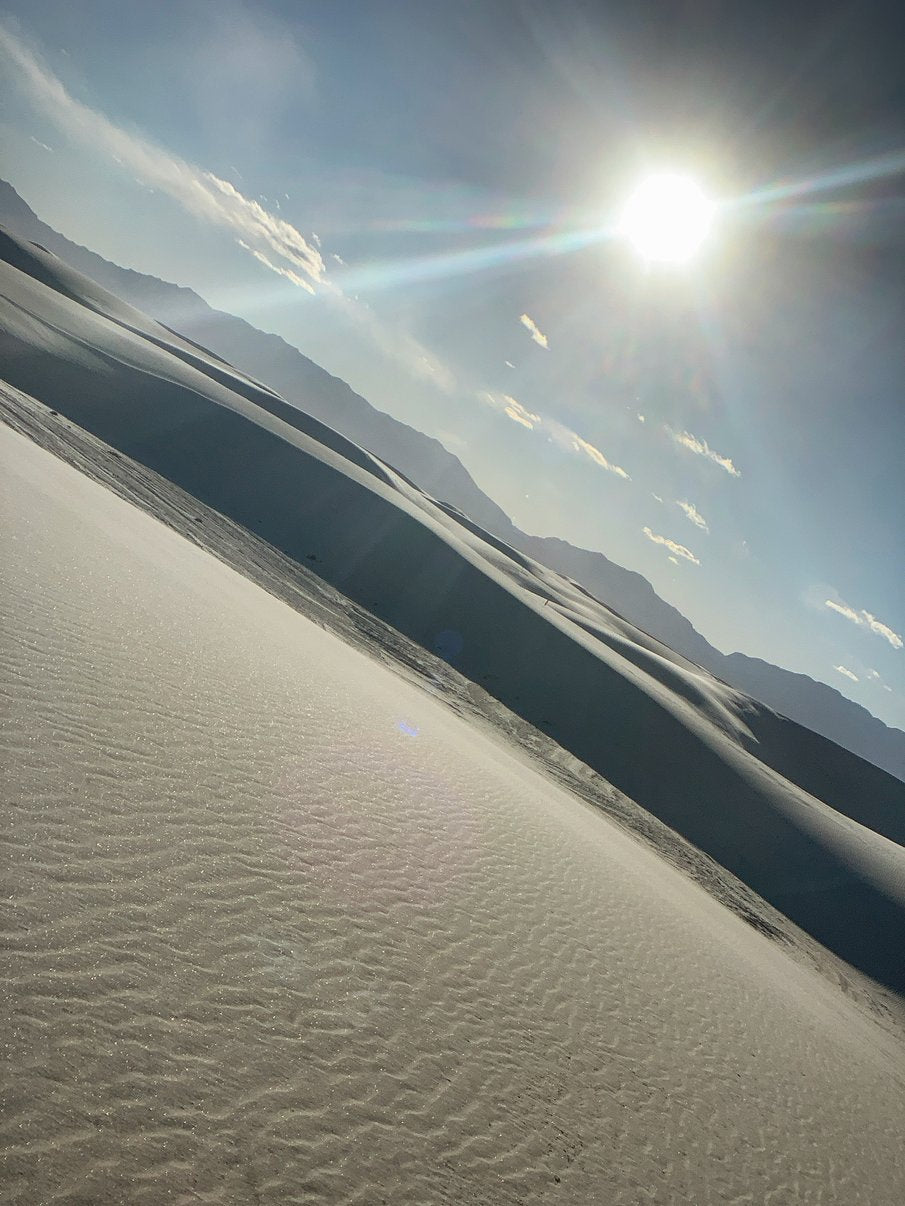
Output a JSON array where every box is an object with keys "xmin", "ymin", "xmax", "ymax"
[
  {"xmin": 3, "ymin": 425, "xmax": 905, "ymax": 1203},
  {"xmin": 3, "ymin": 228, "xmax": 905, "ymax": 997}
]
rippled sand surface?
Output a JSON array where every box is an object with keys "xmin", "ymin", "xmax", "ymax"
[{"xmin": 3, "ymin": 422, "xmax": 905, "ymax": 1204}]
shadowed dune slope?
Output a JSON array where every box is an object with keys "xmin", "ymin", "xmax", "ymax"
[
  {"xmin": 2, "ymin": 229, "xmax": 904, "ymax": 991},
  {"xmin": 4, "ymin": 179, "xmax": 904, "ymax": 790}
]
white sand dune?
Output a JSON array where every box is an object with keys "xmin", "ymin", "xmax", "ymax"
[
  {"xmin": 3, "ymin": 419, "xmax": 905, "ymax": 1205},
  {"xmin": 2, "ymin": 228, "xmax": 904, "ymax": 995}
]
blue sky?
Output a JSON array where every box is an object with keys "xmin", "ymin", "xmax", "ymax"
[{"xmin": 1, "ymin": 0, "xmax": 903, "ymax": 728}]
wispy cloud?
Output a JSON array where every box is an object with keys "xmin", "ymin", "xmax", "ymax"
[
  {"xmin": 865, "ymin": 669, "xmax": 891, "ymax": 691},
  {"xmin": 479, "ymin": 391, "xmax": 540, "ymax": 430},
  {"xmin": 505, "ymin": 360, "xmax": 515, "ymax": 369},
  {"xmin": 237, "ymin": 240, "xmax": 314, "ymax": 292},
  {"xmin": 331, "ymin": 252, "xmax": 345, "ymax": 265},
  {"xmin": 0, "ymin": 22, "xmax": 326, "ymax": 291},
  {"xmin": 834, "ymin": 665, "xmax": 859, "ymax": 682},
  {"xmin": 643, "ymin": 527, "xmax": 701, "ymax": 565},
  {"xmin": 478, "ymin": 399, "xmax": 631, "ymax": 477},
  {"xmin": 519, "ymin": 312, "xmax": 549, "ymax": 349},
  {"xmin": 503, "ymin": 396, "xmax": 540, "ymax": 429},
  {"xmin": 318, "ymin": 285, "xmax": 457, "ymax": 392},
  {"xmin": 675, "ymin": 499, "xmax": 709, "ymax": 531},
  {"xmin": 671, "ymin": 429, "xmax": 740, "ymax": 477},
  {"xmin": 2, "ymin": 21, "xmax": 462, "ymax": 394},
  {"xmin": 29, "ymin": 134, "xmax": 53, "ymax": 152},
  {"xmin": 570, "ymin": 433, "xmax": 630, "ymax": 479},
  {"xmin": 825, "ymin": 598, "xmax": 903, "ymax": 649},
  {"xmin": 825, "ymin": 599, "xmax": 860, "ymax": 624}
]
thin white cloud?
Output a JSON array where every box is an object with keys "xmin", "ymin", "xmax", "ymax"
[
  {"xmin": 323, "ymin": 285, "xmax": 456, "ymax": 390},
  {"xmin": 29, "ymin": 134, "xmax": 53, "ymax": 152},
  {"xmin": 245, "ymin": 245, "xmax": 315, "ymax": 293},
  {"xmin": 866, "ymin": 670, "xmax": 895, "ymax": 693},
  {"xmin": 825, "ymin": 599, "xmax": 860, "ymax": 624},
  {"xmin": 505, "ymin": 398, "xmax": 540, "ymax": 429},
  {"xmin": 651, "ymin": 493, "xmax": 664, "ymax": 503},
  {"xmin": 0, "ymin": 22, "xmax": 324, "ymax": 290},
  {"xmin": 519, "ymin": 312, "xmax": 549, "ymax": 349},
  {"xmin": 675, "ymin": 499, "xmax": 709, "ymax": 531},
  {"xmin": 478, "ymin": 391, "xmax": 540, "ymax": 430},
  {"xmin": 505, "ymin": 360, "xmax": 515, "ymax": 369},
  {"xmin": 311, "ymin": 232, "xmax": 322, "ymax": 247},
  {"xmin": 203, "ymin": 172, "xmax": 324, "ymax": 284},
  {"xmin": 860, "ymin": 612, "xmax": 902, "ymax": 648},
  {"xmin": 545, "ymin": 420, "xmax": 630, "ymax": 479},
  {"xmin": 637, "ymin": 413, "xmax": 646, "ymax": 423},
  {"xmin": 671, "ymin": 429, "xmax": 740, "ymax": 477},
  {"xmin": 571, "ymin": 433, "xmax": 630, "ymax": 479},
  {"xmin": 834, "ymin": 665, "xmax": 859, "ymax": 682},
  {"xmin": 825, "ymin": 598, "xmax": 903, "ymax": 650},
  {"xmin": 2, "ymin": 21, "xmax": 462, "ymax": 396},
  {"xmin": 668, "ymin": 555, "xmax": 680, "ymax": 565},
  {"xmin": 478, "ymin": 400, "xmax": 630, "ymax": 476},
  {"xmin": 331, "ymin": 252, "xmax": 345, "ymax": 265},
  {"xmin": 643, "ymin": 527, "xmax": 701, "ymax": 565}
]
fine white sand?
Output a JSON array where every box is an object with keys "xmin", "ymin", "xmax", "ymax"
[
  {"xmin": 3, "ymin": 421, "xmax": 905, "ymax": 1205},
  {"xmin": 2, "ymin": 228, "xmax": 905, "ymax": 996}
]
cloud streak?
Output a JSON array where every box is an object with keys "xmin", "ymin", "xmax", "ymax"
[
  {"xmin": 479, "ymin": 391, "xmax": 540, "ymax": 429},
  {"xmin": 2, "ymin": 20, "xmax": 463, "ymax": 394},
  {"xmin": 1, "ymin": 22, "xmax": 324, "ymax": 290},
  {"xmin": 479, "ymin": 401, "xmax": 631, "ymax": 477},
  {"xmin": 675, "ymin": 499, "xmax": 709, "ymax": 531},
  {"xmin": 834, "ymin": 665, "xmax": 859, "ymax": 682},
  {"xmin": 502, "ymin": 395, "xmax": 540, "ymax": 429},
  {"xmin": 237, "ymin": 240, "xmax": 314, "ymax": 293},
  {"xmin": 866, "ymin": 669, "xmax": 894, "ymax": 693},
  {"xmin": 825, "ymin": 598, "xmax": 903, "ymax": 649},
  {"xmin": 570, "ymin": 433, "xmax": 630, "ymax": 479},
  {"xmin": 671, "ymin": 429, "xmax": 740, "ymax": 477},
  {"xmin": 519, "ymin": 312, "xmax": 549, "ymax": 349},
  {"xmin": 643, "ymin": 527, "xmax": 701, "ymax": 565}
]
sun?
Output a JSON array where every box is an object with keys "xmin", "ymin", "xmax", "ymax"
[{"xmin": 620, "ymin": 174, "xmax": 715, "ymax": 265}]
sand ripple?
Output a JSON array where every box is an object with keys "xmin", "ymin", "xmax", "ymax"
[{"xmin": 2, "ymin": 422, "xmax": 905, "ymax": 1204}]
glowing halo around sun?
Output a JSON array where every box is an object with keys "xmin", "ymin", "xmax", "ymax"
[{"xmin": 620, "ymin": 174, "xmax": 715, "ymax": 264}]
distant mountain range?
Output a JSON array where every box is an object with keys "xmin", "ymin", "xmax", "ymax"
[{"xmin": 3, "ymin": 177, "xmax": 903, "ymax": 783}]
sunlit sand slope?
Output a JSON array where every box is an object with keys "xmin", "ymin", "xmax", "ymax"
[
  {"xmin": 2, "ymin": 228, "xmax": 905, "ymax": 994},
  {"xmin": 3, "ymin": 423, "xmax": 905, "ymax": 1205}
]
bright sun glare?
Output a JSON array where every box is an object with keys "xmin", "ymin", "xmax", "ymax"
[{"xmin": 620, "ymin": 174, "xmax": 715, "ymax": 265}]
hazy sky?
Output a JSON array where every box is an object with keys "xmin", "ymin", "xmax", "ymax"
[{"xmin": 1, "ymin": 0, "xmax": 903, "ymax": 728}]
